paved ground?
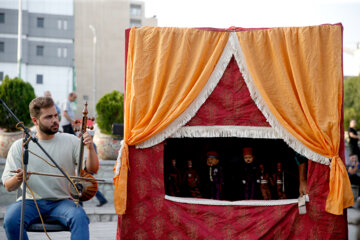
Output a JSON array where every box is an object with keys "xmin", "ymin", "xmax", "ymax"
[
  {"xmin": 0, "ymin": 221, "xmax": 117, "ymax": 240},
  {"xmin": 348, "ymin": 207, "xmax": 360, "ymax": 240},
  {"xmin": 1, "ymin": 209, "xmax": 359, "ymax": 239}
]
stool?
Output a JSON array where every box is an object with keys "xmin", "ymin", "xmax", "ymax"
[{"xmin": 27, "ymin": 219, "xmax": 69, "ymax": 232}]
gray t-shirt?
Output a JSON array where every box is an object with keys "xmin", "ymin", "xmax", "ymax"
[
  {"xmin": 60, "ymin": 99, "xmax": 75, "ymax": 126},
  {"xmin": 2, "ymin": 133, "xmax": 86, "ymax": 201}
]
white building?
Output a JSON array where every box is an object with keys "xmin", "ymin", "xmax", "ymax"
[{"xmin": 0, "ymin": 0, "xmax": 74, "ymax": 105}]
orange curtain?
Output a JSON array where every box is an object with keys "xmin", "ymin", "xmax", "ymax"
[
  {"xmin": 236, "ymin": 24, "xmax": 353, "ymax": 215},
  {"xmin": 114, "ymin": 27, "xmax": 229, "ymax": 214}
]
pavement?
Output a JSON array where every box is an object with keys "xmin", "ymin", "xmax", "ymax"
[{"xmin": 348, "ymin": 207, "xmax": 360, "ymax": 240}]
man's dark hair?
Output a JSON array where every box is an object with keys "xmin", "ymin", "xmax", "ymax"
[{"xmin": 29, "ymin": 97, "xmax": 54, "ymax": 119}]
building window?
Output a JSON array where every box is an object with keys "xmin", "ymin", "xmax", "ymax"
[
  {"xmin": 0, "ymin": 72, "xmax": 3, "ymax": 81},
  {"xmin": 36, "ymin": 74, "xmax": 43, "ymax": 84},
  {"xmin": 57, "ymin": 48, "xmax": 61, "ymax": 57},
  {"xmin": 0, "ymin": 42, "xmax": 4, "ymax": 52},
  {"xmin": 0, "ymin": 13, "xmax": 5, "ymax": 23},
  {"xmin": 130, "ymin": 19, "xmax": 141, "ymax": 28},
  {"xmin": 37, "ymin": 17, "xmax": 44, "ymax": 28},
  {"xmin": 130, "ymin": 4, "xmax": 142, "ymax": 17},
  {"xmin": 63, "ymin": 20, "xmax": 68, "ymax": 30},
  {"xmin": 57, "ymin": 20, "xmax": 62, "ymax": 29},
  {"xmin": 36, "ymin": 45, "xmax": 44, "ymax": 56},
  {"xmin": 63, "ymin": 48, "xmax": 67, "ymax": 58}
]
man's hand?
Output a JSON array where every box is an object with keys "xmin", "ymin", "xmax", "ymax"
[
  {"xmin": 82, "ymin": 132, "xmax": 94, "ymax": 150},
  {"xmin": 4, "ymin": 168, "xmax": 31, "ymax": 192},
  {"xmin": 14, "ymin": 168, "xmax": 31, "ymax": 182}
]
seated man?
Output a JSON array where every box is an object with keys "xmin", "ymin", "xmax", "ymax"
[{"xmin": 2, "ymin": 97, "xmax": 99, "ymax": 240}]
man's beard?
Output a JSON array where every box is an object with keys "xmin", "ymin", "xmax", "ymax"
[{"xmin": 39, "ymin": 121, "xmax": 58, "ymax": 135}]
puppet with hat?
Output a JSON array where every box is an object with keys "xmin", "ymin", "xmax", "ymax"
[
  {"xmin": 241, "ymin": 147, "xmax": 261, "ymax": 200},
  {"xmin": 205, "ymin": 150, "xmax": 224, "ymax": 200}
]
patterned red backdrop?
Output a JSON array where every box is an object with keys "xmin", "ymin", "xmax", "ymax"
[{"xmin": 117, "ymin": 57, "xmax": 347, "ymax": 239}]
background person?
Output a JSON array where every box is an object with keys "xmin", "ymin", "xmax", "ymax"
[
  {"xmin": 43, "ymin": 90, "xmax": 61, "ymax": 119},
  {"xmin": 349, "ymin": 119, "xmax": 360, "ymax": 160},
  {"xmin": 60, "ymin": 92, "xmax": 77, "ymax": 135}
]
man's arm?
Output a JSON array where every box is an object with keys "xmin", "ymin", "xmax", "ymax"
[
  {"xmin": 63, "ymin": 110, "xmax": 74, "ymax": 125},
  {"xmin": 298, "ymin": 162, "xmax": 307, "ymax": 196},
  {"xmin": 348, "ymin": 162, "xmax": 359, "ymax": 175},
  {"xmin": 82, "ymin": 132, "xmax": 99, "ymax": 174},
  {"xmin": 349, "ymin": 132, "xmax": 360, "ymax": 139},
  {"xmin": 3, "ymin": 169, "xmax": 31, "ymax": 192}
]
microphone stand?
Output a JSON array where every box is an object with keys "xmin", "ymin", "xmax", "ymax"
[{"xmin": 0, "ymin": 98, "xmax": 76, "ymax": 240}]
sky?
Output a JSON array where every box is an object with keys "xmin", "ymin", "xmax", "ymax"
[{"xmin": 143, "ymin": 0, "xmax": 360, "ymax": 76}]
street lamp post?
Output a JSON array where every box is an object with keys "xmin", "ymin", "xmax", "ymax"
[
  {"xmin": 17, "ymin": 0, "xmax": 22, "ymax": 79},
  {"xmin": 89, "ymin": 24, "xmax": 97, "ymax": 116}
]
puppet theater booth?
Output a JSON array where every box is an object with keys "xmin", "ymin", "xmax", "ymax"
[{"xmin": 113, "ymin": 24, "xmax": 353, "ymax": 239}]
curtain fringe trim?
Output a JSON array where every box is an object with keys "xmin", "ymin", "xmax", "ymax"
[
  {"xmin": 230, "ymin": 33, "xmax": 330, "ymax": 166},
  {"xmin": 165, "ymin": 195, "xmax": 309, "ymax": 206},
  {"xmin": 170, "ymin": 126, "xmax": 281, "ymax": 139},
  {"xmin": 136, "ymin": 35, "xmax": 234, "ymax": 149},
  {"xmin": 115, "ymin": 140, "xmax": 124, "ymax": 175}
]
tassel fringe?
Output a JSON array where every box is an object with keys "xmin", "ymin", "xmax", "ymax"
[{"xmin": 170, "ymin": 126, "xmax": 280, "ymax": 139}]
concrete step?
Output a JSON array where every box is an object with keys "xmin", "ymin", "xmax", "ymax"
[{"xmin": 83, "ymin": 202, "xmax": 117, "ymax": 223}]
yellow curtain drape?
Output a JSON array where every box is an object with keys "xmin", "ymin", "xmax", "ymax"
[
  {"xmin": 114, "ymin": 27, "xmax": 229, "ymax": 214},
  {"xmin": 236, "ymin": 24, "xmax": 353, "ymax": 215}
]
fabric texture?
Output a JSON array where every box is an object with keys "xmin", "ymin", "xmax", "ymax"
[{"xmin": 117, "ymin": 145, "xmax": 347, "ymax": 239}]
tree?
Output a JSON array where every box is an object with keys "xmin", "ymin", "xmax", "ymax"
[
  {"xmin": 96, "ymin": 90, "xmax": 124, "ymax": 135},
  {"xmin": 0, "ymin": 76, "xmax": 36, "ymax": 131},
  {"xmin": 344, "ymin": 75, "xmax": 360, "ymax": 130}
]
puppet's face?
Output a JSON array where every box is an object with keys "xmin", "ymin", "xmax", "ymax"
[
  {"xmin": 187, "ymin": 160, "xmax": 193, "ymax": 168},
  {"xmin": 207, "ymin": 157, "xmax": 219, "ymax": 166},
  {"xmin": 212, "ymin": 158, "xmax": 219, "ymax": 166},
  {"xmin": 244, "ymin": 155, "xmax": 254, "ymax": 164},
  {"xmin": 171, "ymin": 159, "xmax": 177, "ymax": 167}
]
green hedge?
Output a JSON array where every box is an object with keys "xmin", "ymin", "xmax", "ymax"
[
  {"xmin": 0, "ymin": 76, "xmax": 36, "ymax": 131},
  {"xmin": 96, "ymin": 90, "xmax": 124, "ymax": 135}
]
